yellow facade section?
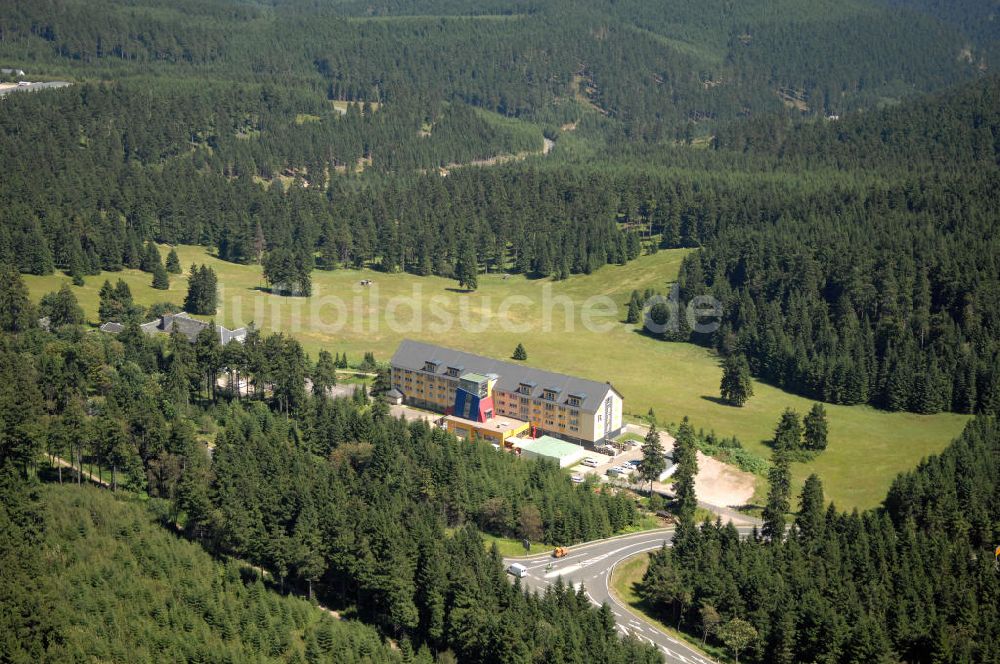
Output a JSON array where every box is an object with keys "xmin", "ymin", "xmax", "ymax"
[{"xmin": 444, "ymin": 416, "xmax": 530, "ymax": 446}]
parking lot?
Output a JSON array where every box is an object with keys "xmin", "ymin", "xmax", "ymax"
[{"xmin": 566, "ymin": 433, "xmax": 673, "ymax": 484}]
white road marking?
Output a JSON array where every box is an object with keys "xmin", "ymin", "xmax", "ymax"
[{"xmin": 544, "ymin": 564, "xmax": 581, "ymax": 578}]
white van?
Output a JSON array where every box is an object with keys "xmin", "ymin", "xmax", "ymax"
[{"xmin": 507, "ymin": 563, "xmax": 528, "ymax": 578}]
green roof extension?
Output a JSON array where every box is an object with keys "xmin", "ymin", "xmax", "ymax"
[{"xmin": 515, "ymin": 435, "xmax": 585, "ymax": 460}]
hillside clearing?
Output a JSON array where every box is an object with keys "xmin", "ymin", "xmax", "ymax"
[{"xmin": 24, "ymin": 247, "xmax": 968, "ymax": 510}]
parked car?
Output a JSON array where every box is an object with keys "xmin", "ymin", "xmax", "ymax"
[
  {"xmin": 606, "ymin": 466, "xmax": 630, "ymax": 477},
  {"xmin": 570, "ymin": 474, "xmax": 585, "ymax": 483},
  {"xmin": 581, "ymin": 457, "xmax": 599, "ymax": 468},
  {"xmin": 624, "ymin": 459, "xmax": 641, "ymax": 469}
]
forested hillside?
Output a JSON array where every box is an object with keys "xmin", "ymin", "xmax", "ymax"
[
  {"xmin": 674, "ymin": 77, "xmax": 1000, "ymax": 414},
  {"xmin": 1, "ymin": 476, "xmax": 409, "ymax": 663},
  {"xmin": 638, "ymin": 417, "xmax": 1000, "ymax": 663},
  {"xmin": 0, "ymin": 284, "xmax": 657, "ymax": 662}
]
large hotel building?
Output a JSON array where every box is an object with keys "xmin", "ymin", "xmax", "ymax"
[{"xmin": 389, "ymin": 339, "xmax": 624, "ymax": 446}]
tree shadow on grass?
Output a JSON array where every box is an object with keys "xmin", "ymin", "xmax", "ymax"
[{"xmin": 700, "ymin": 395, "xmax": 735, "ymax": 407}]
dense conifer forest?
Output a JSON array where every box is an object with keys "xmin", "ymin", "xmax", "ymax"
[
  {"xmin": 2, "ymin": 0, "xmax": 997, "ymax": 414},
  {"xmin": 1, "ymin": 2, "xmax": 999, "ymax": 659},
  {"xmin": 0, "ymin": 279, "xmax": 655, "ymax": 662},
  {"xmin": 638, "ymin": 417, "xmax": 1000, "ymax": 663}
]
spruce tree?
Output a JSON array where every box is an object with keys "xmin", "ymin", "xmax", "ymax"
[
  {"xmin": 626, "ymin": 296, "xmax": 641, "ymax": 324},
  {"xmin": 720, "ymin": 354, "xmax": 754, "ymax": 406},
  {"xmin": 152, "ymin": 262, "xmax": 169, "ymax": 290},
  {"xmin": 803, "ymin": 403, "xmax": 828, "ymax": 451},
  {"xmin": 0, "ymin": 265, "xmax": 37, "ymax": 332},
  {"xmin": 795, "ymin": 474, "xmax": 825, "ymax": 544},
  {"xmin": 184, "ymin": 265, "xmax": 218, "ymax": 315},
  {"xmin": 39, "ymin": 283, "xmax": 84, "ymax": 327},
  {"xmin": 312, "ymin": 350, "xmax": 338, "ymax": 396},
  {"xmin": 141, "ymin": 241, "xmax": 162, "ymax": 273},
  {"xmin": 671, "ymin": 417, "xmax": 698, "ymax": 528},
  {"xmin": 512, "ymin": 343, "xmax": 527, "ymax": 361},
  {"xmin": 773, "ymin": 408, "xmax": 803, "ymax": 452},
  {"xmin": 455, "ymin": 244, "xmax": 478, "ymax": 291},
  {"xmin": 165, "ymin": 247, "xmax": 182, "ymax": 274},
  {"xmin": 763, "ymin": 448, "xmax": 791, "ymax": 541},
  {"xmin": 638, "ymin": 423, "xmax": 666, "ymax": 496}
]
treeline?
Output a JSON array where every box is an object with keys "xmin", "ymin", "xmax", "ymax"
[
  {"xmin": 670, "ymin": 78, "xmax": 1000, "ymax": 415},
  {"xmin": 0, "ymin": 84, "xmax": 633, "ymax": 278},
  {"xmin": 0, "ymin": 280, "xmax": 656, "ymax": 661},
  {"xmin": 638, "ymin": 417, "xmax": 1000, "ymax": 663},
  {"xmin": 675, "ymin": 172, "xmax": 1000, "ymax": 414},
  {"xmin": 1, "ymin": 477, "xmax": 409, "ymax": 663}
]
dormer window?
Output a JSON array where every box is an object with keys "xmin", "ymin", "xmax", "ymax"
[
  {"xmin": 518, "ymin": 383, "xmax": 533, "ymax": 396},
  {"xmin": 543, "ymin": 390, "xmax": 556, "ymax": 401},
  {"xmin": 447, "ymin": 366, "xmax": 461, "ymax": 378},
  {"xmin": 424, "ymin": 361, "xmax": 438, "ymax": 373},
  {"xmin": 567, "ymin": 396, "xmax": 581, "ymax": 407},
  {"xmin": 567, "ymin": 392, "xmax": 585, "ymax": 407}
]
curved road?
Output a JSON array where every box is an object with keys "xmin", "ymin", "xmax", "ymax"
[{"xmin": 505, "ymin": 528, "xmax": 753, "ymax": 663}]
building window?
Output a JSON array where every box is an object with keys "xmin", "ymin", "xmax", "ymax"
[
  {"xmin": 424, "ymin": 361, "xmax": 438, "ymax": 373},
  {"xmin": 568, "ymin": 396, "xmax": 581, "ymax": 407}
]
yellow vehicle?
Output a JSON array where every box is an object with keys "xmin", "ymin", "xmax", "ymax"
[{"xmin": 553, "ymin": 546, "xmax": 568, "ymax": 558}]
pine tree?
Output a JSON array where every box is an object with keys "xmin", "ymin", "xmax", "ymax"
[
  {"xmin": 720, "ymin": 354, "xmax": 754, "ymax": 406},
  {"xmin": 512, "ymin": 343, "xmax": 527, "ymax": 361},
  {"xmin": 803, "ymin": 403, "xmax": 828, "ymax": 451}
]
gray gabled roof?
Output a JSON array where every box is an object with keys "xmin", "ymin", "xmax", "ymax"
[
  {"xmin": 390, "ymin": 339, "xmax": 621, "ymax": 413},
  {"xmin": 139, "ymin": 312, "xmax": 245, "ymax": 344}
]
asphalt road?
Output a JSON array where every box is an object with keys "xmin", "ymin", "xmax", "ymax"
[{"xmin": 505, "ymin": 528, "xmax": 753, "ymax": 664}]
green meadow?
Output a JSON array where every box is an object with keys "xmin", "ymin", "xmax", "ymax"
[{"xmin": 24, "ymin": 246, "xmax": 969, "ymax": 511}]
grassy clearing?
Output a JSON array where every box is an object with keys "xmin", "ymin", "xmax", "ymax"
[
  {"xmin": 481, "ymin": 532, "xmax": 544, "ymax": 558},
  {"xmin": 610, "ymin": 553, "xmax": 727, "ymax": 661},
  {"xmin": 330, "ymin": 100, "xmax": 382, "ymax": 114},
  {"xmin": 24, "ymin": 246, "xmax": 969, "ymax": 510}
]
